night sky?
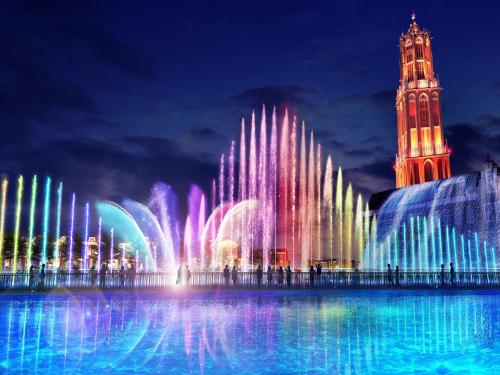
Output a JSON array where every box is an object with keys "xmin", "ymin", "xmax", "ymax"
[{"xmin": 2, "ymin": 0, "xmax": 500, "ymax": 209}]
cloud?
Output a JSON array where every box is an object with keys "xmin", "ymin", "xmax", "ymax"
[
  {"xmin": 336, "ymin": 89, "xmax": 394, "ymax": 109},
  {"xmin": 188, "ymin": 127, "xmax": 224, "ymax": 140},
  {"xmin": 344, "ymin": 146, "xmax": 392, "ymax": 159},
  {"xmin": 58, "ymin": 25, "xmax": 157, "ymax": 80},
  {"xmin": 344, "ymin": 158, "xmax": 394, "ymax": 198},
  {"xmin": 447, "ymin": 122, "xmax": 500, "ymax": 175},
  {"xmin": 230, "ymin": 85, "xmax": 320, "ymax": 111}
]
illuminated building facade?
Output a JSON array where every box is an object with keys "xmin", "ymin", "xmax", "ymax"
[{"xmin": 394, "ymin": 13, "xmax": 451, "ymax": 188}]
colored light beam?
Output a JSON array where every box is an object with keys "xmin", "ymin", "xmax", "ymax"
[
  {"xmin": 110, "ymin": 228, "xmax": 114, "ymax": 270},
  {"xmin": 13, "ymin": 175, "xmax": 24, "ymax": 272},
  {"xmin": 27, "ymin": 175, "xmax": 37, "ymax": 269},
  {"xmin": 82, "ymin": 202, "xmax": 89, "ymax": 270},
  {"xmin": 68, "ymin": 193, "xmax": 76, "ymax": 272},
  {"xmin": 0, "ymin": 178, "xmax": 7, "ymax": 271},
  {"xmin": 41, "ymin": 177, "xmax": 52, "ymax": 265},
  {"xmin": 53, "ymin": 182, "xmax": 63, "ymax": 272},
  {"xmin": 97, "ymin": 217, "xmax": 102, "ymax": 271}
]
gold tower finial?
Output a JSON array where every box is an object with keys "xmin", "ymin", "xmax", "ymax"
[{"xmin": 411, "ymin": 10, "xmax": 416, "ymax": 23}]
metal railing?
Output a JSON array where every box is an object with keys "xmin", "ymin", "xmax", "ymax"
[{"xmin": 1, "ymin": 271, "xmax": 500, "ymax": 290}]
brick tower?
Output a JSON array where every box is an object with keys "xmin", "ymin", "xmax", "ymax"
[{"xmin": 394, "ymin": 12, "xmax": 451, "ymax": 188}]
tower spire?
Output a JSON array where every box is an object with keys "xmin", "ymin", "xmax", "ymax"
[{"xmin": 411, "ymin": 10, "xmax": 416, "ymax": 23}]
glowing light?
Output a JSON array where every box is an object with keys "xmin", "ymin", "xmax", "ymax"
[
  {"xmin": 13, "ymin": 175, "xmax": 24, "ymax": 272},
  {"xmin": 68, "ymin": 193, "xmax": 76, "ymax": 272},
  {"xmin": 335, "ymin": 167, "xmax": 343, "ymax": 267},
  {"xmin": 53, "ymin": 182, "xmax": 63, "ymax": 272},
  {"xmin": 41, "ymin": 176, "xmax": 51, "ymax": 265},
  {"xmin": 0, "ymin": 178, "xmax": 8, "ymax": 271},
  {"xmin": 27, "ymin": 175, "xmax": 37, "ymax": 268},
  {"xmin": 82, "ymin": 202, "xmax": 89, "ymax": 270}
]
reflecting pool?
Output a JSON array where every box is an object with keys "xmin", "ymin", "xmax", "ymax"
[{"xmin": 0, "ymin": 290, "xmax": 499, "ymax": 374}]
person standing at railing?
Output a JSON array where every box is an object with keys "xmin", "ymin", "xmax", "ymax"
[
  {"xmin": 278, "ymin": 266, "xmax": 284, "ymax": 287},
  {"xmin": 395, "ymin": 266, "xmax": 400, "ymax": 287},
  {"xmin": 29, "ymin": 265, "xmax": 35, "ymax": 291},
  {"xmin": 440, "ymin": 264, "xmax": 445, "ymax": 287},
  {"xmin": 309, "ymin": 265, "xmax": 315, "ymax": 288},
  {"xmin": 176, "ymin": 266, "xmax": 181, "ymax": 285},
  {"xmin": 128, "ymin": 264, "xmax": 136, "ymax": 288},
  {"xmin": 286, "ymin": 266, "xmax": 292, "ymax": 288},
  {"xmin": 223, "ymin": 265, "xmax": 230, "ymax": 287},
  {"xmin": 387, "ymin": 264, "xmax": 394, "ymax": 287},
  {"xmin": 232, "ymin": 266, "xmax": 238, "ymax": 286},
  {"xmin": 450, "ymin": 263, "xmax": 455, "ymax": 286},
  {"xmin": 39, "ymin": 264, "xmax": 46, "ymax": 291},
  {"xmin": 185, "ymin": 265, "xmax": 191, "ymax": 286},
  {"xmin": 99, "ymin": 263, "xmax": 107, "ymax": 288},
  {"xmin": 256, "ymin": 265, "xmax": 263, "ymax": 288},
  {"xmin": 90, "ymin": 266, "xmax": 97, "ymax": 287},
  {"xmin": 267, "ymin": 266, "xmax": 273, "ymax": 287},
  {"xmin": 316, "ymin": 262, "xmax": 322, "ymax": 287},
  {"xmin": 119, "ymin": 266, "xmax": 126, "ymax": 288}
]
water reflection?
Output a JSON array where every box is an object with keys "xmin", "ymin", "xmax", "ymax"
[{"xmin": 0, "ymin": 291, "xmax": 498, "ymax": 374}]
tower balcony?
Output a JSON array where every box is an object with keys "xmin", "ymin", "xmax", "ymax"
[
  {"xmin": 395, "ymin": 144, "xmax": 450, "ymax": 166},
  {"xmin": 400, "ymin": 78, "xmax": 440, "ymax": 90}
]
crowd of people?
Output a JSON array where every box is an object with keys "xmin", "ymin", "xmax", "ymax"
[{"xmin": 25, "ymin": 261, "xmax": 460, "ymax": 290}]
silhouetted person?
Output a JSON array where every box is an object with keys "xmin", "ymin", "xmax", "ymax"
[
  {"xmin": 440, "ymin": 264, "xmax": 445, "ymax": 286},
  {"xmin": 90, "ymin": 265, "xmax": 97, "ymax": 287},
  {"xmin": 223, "ymin": 265, "xmax": 230, "ymax": 287},
  {"xmin": 119, "ymin": 266, "xmax": 125, "ymax": 287},
  {"xmin": 232, "ymin": 266, "xmax": 238, "ymax": 286},
  {"xmin": 278, "ymin": 266, "xmax": 284, "ymax": 287},
  {"xmin": 39, "ymin": 264, "xmax": 46, "ymax": 291},
  {"xmin": 99, "ymin": 263, "xmax": 107, "ymax": 288},
  {"xmin": 316, "ymin": 262, "xmax": 322, "ymax": 287},
  {"xmin": 450, "ymin": 263, "xmax": 455, "ymax": 286},
  {"xmin": 387, "ymin": 264, "xmax": 394, "ymax": 287},
  {"xmin": 395, "ymin": 265, "xmax": 400, "ymax": 287},
  {"xmin": 309, "ymin": 265, "xmax": 315, "ymax": 288},
  {"xmin": 29, "ymin": 265, "xmax": 35, "ymax": 290},
  {"xmin": 286, "ymin": 266, "xmax": 292, "ymax": 288},
  {"xmin": 256, "ymin": 265, "xmax": 263, "ymax": 288},
  {"xmin": 267, "ymin": 266, "xmax": 273, "ymax": 287},
  {"xmin": 176, "ymin": 266, "xmax": 181, "ymax": 285},
  {"xmin": 128, "ymin": 264, "xmax": 136, "ymax": 287},
  {"xmin": 185, "ymin": 265, "xmax": 191, "ymax": 286}
]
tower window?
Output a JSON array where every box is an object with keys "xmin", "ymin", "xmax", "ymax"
[
  {"xmin": 424, "ymin": 160, "xmax": 434, "ymax": 182},
  {"xmin": 419, "ymin": 95, "xmax": 429, "ymax": 127},
  {"xmin": 415, "ymin": 42, "xmax": 424, "ymax": 59},
  {"xmin": 409, "ymin": 96, "xmax": 416, "ymax": 128},
  {"xmin": 416, "ymin": 61, "xmax": 425, "ymax": 80},
  {"xmin": 431, "ymin": 94, "xmax": 440, "ymax": 126},
  {"xmin": 407, "ymin": 66, "xmax": 414, "ymax": 81}
]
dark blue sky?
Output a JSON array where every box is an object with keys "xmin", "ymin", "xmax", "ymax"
[{"xmin": 2, "ymin": 0, "xmax": 500, "ymax": 206}]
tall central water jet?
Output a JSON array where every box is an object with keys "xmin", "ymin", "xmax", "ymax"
[
  {"xmin": 0, "ymin": 178, "xmax": 7, "ymax": 270},
  {"xmin": 13, "ymin": 175, "xmax": 23, "ymax": 272},
  {"xmin": 27, "ymin": 175, "xmax": 37, "ymax": 269},
  {"xmin": 41, "ymin": 177, "xmax": 51, "ymax": 265},
  {"xmin": 53, "ymin": 182, "xmax": 62, "ymax": 271}
]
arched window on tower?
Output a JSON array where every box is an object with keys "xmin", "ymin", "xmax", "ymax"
[
  {"xmin": 420, "ymin": 95, "xmax": 431, "ymax": 154},
  {"xmin": 409, "ymin": 95, "xmax": 418, "ymax": 154},
  {"xmin": 424, "ymin": 160, "xmax": 434, "ymax": 182},
  {"xmin": 412, "ymin": 163, "xmax": 420, "ymax": 184},
  {"xmin": 409, "ymin": 95, "xmax": 416, "ymax": 127},
  {"xmin": 431, "ymin": 93, "xmax": 440, "ymax": 126},
  {"xmin": 419, "ymin": 95, "xmax": 429, "ymax": 127},
  {"xmin": 416, "ymin": 61, "xmax": 425, "ymax": 80},
  {"xmin": 415, "ymin": 39, "xmax": 424, "ymax": 59},
  {"xmin": 436, "ymin": 159, "xmax": 443, "ymax": 179}
]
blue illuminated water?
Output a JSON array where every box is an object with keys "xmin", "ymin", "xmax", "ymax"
[{"xmin": 0, "ymin": 290, "xmax": 499, "ymax": 374}]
